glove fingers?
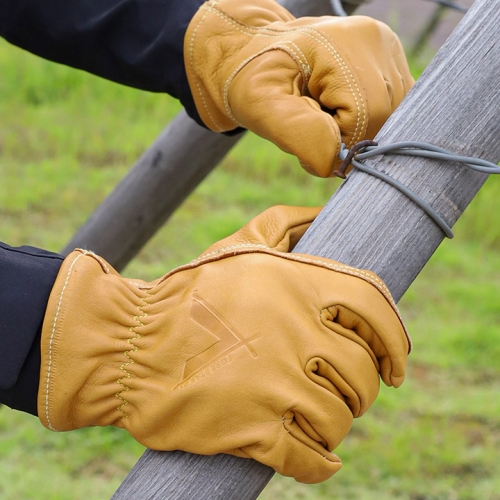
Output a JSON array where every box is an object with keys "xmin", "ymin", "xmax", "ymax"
[
  {"xmin": 232, "ymin": 409, "xmax": 345, "ymax": 484},
  {"xmin": 233, "ymin": 439, "xmax": 342, "ymax": 484},
  {"xmin": 220, "ymin": 376, "xmax": 352, "ymax": 483},
  {"xmin": 322, "ymin": 303, "xmax": 408, "ymax": 389},
  {"xmin": 383, "ymin": 22, "xmax": 415, "ymax": 105},
  {"xmin": 309, "ymin": 46, "xmax": 389, "ymax": 145},
  {"xmin": 295, "ymin": 262, "xmax": 410, "ymax": 387},
  {"xmin": 202, "ymin": 205, "xmax": 321, "ymax": 255},
  {"xmin": 306, "ymin": 345, "xmax": 380, "ymax": 418},
  {"xmin": 288, "ymin": 384, "xmax": 354, "ymax": 452},
  {"xmin": 229, "ymin": 51, "xmax": 343, "ymax": 177},
  {"xmin": 303, "ymin": 16, "xmax": 413, "ymax": 143}
]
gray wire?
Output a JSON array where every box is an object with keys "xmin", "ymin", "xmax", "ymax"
[
  {"xmin": 330, "ymin": 0, "xmax": 348, "ymax": 17},
  {"xmin": 339, "ymin": 142, "xmax": 500, "ymax": 239},
  {"xmin": 425, "ymin": 0, "xmax": 468, "ymax": 13}
]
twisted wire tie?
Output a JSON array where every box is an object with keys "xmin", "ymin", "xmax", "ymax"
[{"xmin": 333, "ymin": 141, "xmax": 500, "ymax": 239}]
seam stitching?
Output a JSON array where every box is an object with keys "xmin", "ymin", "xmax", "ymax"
[
  {"xmin": 189, "ymin": 3, "xmax": 225, "ymax": 131},
  {"xmin": 117, "ymin": 245, "xmax": 409, "ymax": 350},
  {"xmin": 185, "ymin": 243, "xmax": 410, "ymax": 348},
  {"xmin": 44, "ymin": 253, "xmax": 85, "ymax": 431},
  {"xmin": 221, "ymin": 40, "xmax": 311, "ymax": 125},
  {"xmin": 196, "ymin": 4, "xmax": 366, "ymax": 145},
  {"xmin": 195, "ymin": 243, "xmax": 390, "ymax": 296},
  {"xmin": 297, "ymin": 27, "xmax": 366, "ymax": 146},
  {"xmin": 115, "ymin": 294, "xmax": 148, "ymax": 418}
]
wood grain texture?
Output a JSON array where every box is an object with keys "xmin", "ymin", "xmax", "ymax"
[
  {"xmin": 109, "ymin": 0, "xmax": 499, "ymax": 498},
  {"xmin": 294, "ymin": 0, "xmax": 500, "ymax": 300},
  {"xmin": 112, "ymin": 450, "xmax": 273, "ymax": 500}
]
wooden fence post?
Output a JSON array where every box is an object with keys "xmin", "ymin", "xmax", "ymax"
[
  {"xmin": 110, "ymin": 0, "xmax": 499, "ymax": 498},
  {"xmin": 294, "ymin": 0, "xmax": 499, "ymax": 300}
]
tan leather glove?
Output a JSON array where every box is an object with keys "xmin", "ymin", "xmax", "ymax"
[
  {"xmin": 39, "ymin": 206, "xmax": 410, "ymax": 484},
  {"xmin": 184, "ymin": 0, "xmax": 414, "ymax": 177}
]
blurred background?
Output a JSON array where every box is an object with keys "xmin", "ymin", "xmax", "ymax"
[
  {"xmin": 358, "ymin": 0, "xmax": 473, "ymax": 55},
  {"xmin": 1, "ymin": 0, "xmax": 499, "ymax": 499}
]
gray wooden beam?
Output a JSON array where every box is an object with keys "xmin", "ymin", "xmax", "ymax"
[
  {"xmin": 294, "ymin": 0, "xmax": 499, "ymax": 300},
  {"xmin": 111, "ymin": 0, "xmax": 499, "ymax": 498}
]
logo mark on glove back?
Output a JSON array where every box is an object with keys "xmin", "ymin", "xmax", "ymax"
[{"xmin": 178, "ymin": 293, "xmax": 260, "ymax": 387}]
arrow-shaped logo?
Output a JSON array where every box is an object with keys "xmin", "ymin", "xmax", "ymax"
[{"xmin": 180, "ymin": 293, "xmax": 261, "ymax": 384}]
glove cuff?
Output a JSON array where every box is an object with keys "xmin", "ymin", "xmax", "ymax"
[{"xmin": 38, "ymin": 249, "xmax": 149, "ymax": 432}]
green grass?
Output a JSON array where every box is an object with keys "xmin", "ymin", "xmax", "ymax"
[{"xmin": 1, "ymin": 38, "xmax": 500, "ymax": 499}]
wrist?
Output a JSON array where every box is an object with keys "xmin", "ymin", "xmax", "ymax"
[{"xmin": 38, "ymin": 250, "xmax": 149, "ymax": 431}]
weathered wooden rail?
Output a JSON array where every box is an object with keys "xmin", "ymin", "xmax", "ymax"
[{"xmin": 62, "ymin": 0, "xmax": 499, "ymax": 497}]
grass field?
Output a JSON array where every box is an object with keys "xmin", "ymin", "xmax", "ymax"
[{"xmin": 1, "ymin": 37, "xmax": 500, "ymax": 500}]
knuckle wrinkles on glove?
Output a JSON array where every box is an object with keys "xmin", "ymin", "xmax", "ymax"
[
  {"xmin": 321, "ymin": 307, "xmax": 380, "ymax": 365},
  {"xmin": 306, "ymin": 355, "xmax": 376, "ymax": 418},
  {"xmin": 281, "ymin": 409, "xmax": 343, "ymax": 460}
]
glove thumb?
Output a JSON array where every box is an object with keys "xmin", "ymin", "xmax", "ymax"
[{"xmin": 203, "ymin": 205, "xmax": 321, "ymax": 254}]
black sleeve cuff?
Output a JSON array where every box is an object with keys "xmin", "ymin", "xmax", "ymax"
[
  {"xmin": 0, "ymin": 0, "xmax": 206, "ymax": 124},
  {"xmin": 0, "ymin": 329, "xmax": 41, "ymax": 416},
  {"xmin": 0, "ymin": 242, "xmax": 64, "ymax": 416}
]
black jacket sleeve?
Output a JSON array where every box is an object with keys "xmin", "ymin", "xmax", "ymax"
[
  {"xmin": 0, "ymin": 0, "xmax": 210, "ymax": 415},
  {"xmin": 0, "ymin": 0, "xmax": 206, "ymax": 125},
  {"xmin": 0, "ymin": 243, "xmax": 64, "ymax": 415}
]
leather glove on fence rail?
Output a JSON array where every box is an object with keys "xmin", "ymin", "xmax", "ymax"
[
  {"xmin": 38, "ymin": 205, "xmax": 410, "ymax": 483},
  {"xmin": 184, "ymin": 0, "xmax": 414, "ymax": 177}
]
